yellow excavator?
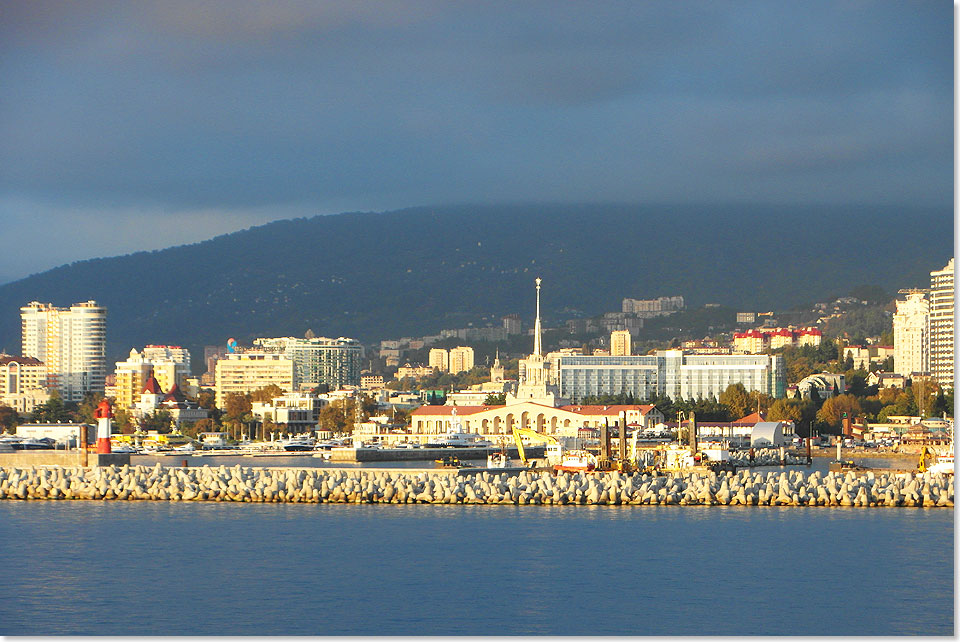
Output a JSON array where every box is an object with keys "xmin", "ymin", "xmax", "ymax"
[
  {"xmin": 511, "ymin": 428, "xmax": 562, "ymax": 468},
  {"xmin": 918, "ymin": 446, "xmax": 935, "ymax": 473}
]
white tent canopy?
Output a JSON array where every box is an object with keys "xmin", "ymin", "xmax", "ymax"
[{"xmin": 751, "ymin": 422, "xmax": 784, "ymax": 448}]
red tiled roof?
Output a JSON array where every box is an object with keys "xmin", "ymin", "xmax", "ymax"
[
  {"xmin": 0, "ymin": 355, "xmax": 42, "ymax": 366},
  {"xmin": 142, "ymin": 375, "xmax": 164, "ymax": 395},
  {"xmin": 411, "ymin": 405, "xmax": 490, "ymax": 416},
  {"xmin": 734, "ymin": 411, "xmax": 765, "ymax": 424},
  {"xmin": 163, "ymin": 383, "xmax": 187, "ymax": 403}
]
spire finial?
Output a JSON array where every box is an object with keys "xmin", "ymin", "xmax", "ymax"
[{"xmin": 533, "ymin": 277, "xmax": 543, "ymax": 358}]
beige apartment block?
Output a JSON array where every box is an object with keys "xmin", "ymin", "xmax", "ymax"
[
  {"xmin": 448, "ymin": 346, "xmax": 475, "ymax": 374},
  {"xmin": 610, "ymin": 330, "xmax": 631, "ymax": 356},
  {"xmin": 215, "ymin": 352, "xmax": 295, "ymax": 408},
  {"xmin": 428, "ymin": 348, "xmax": 449, "ymax": 372}
]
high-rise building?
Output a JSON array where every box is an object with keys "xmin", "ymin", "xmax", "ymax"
[
  {"xmin": 20, "ymin": 300, "xmax": 106, "ymax": 402},
  {"xmin": 429, "ymin": 348, "xmax": 449, "ymax": 372},
  {"xmin": 142, "ymin": 345, "xmax": 191, "ymax": 374},
  {"xmin": 892, "ymin": 293, "xmax": 929, "ymax": 377},
  {"xmin": 610, "ymin": 330, "xmax": 631, "ymax": 356},
  {"xmin": 252, "ymin": 336, "xmax": 363, "ymax": 390},
  {"xmin": 448, "ymin": 346, "xmax": 475, "ymax": 374},
  {"xmin": 929, "ymin": 258, "xmax": 955, "ymax": 389}
]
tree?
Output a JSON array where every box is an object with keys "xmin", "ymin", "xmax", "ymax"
[
  {"xmin": 0, "ymin": 404, "xmax": 18, "ymax": 431},
  {"xmin": 31, "ymin": 391, "xmax": 72, "ymax": 423},
  {"xmin": 483, "ymin": 393, "xmax": 506, "ymax": 405},
  {"xmin": 197, "ymin": 391, "xmax": 217, "ymax": 410},
  {"xmin": 77, "ymin": 392, "xmax": 105, "ymax": 425},
  {"xmin": 816, "ymin": 395, "xmax": 863, "ymax": 430},
  {"xmin": 113, "ymin": 407, "xmax": 134, "ymax": 434},
  {"xmin": 768, "ymin": 398, "xmax": 804, "ymax": 424},
  {"xmin": 719, "ymin": 383, "xmax": 751, "ymax": 419},
  {"xmin": 223, "ymin": 392, "xmax": 252, "ymax": 420},
  {"xmin": 250, "ymin": 384, "xmax": 285, "ymax": 403},
  {"xmin": 193, "ymin": 418, "xmax": 215, "ymax": 434},
  {"xmin": 140, "ymin": 410, "xmax": 174, "ymax": 433}
]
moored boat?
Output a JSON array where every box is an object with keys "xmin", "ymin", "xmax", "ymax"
[{"xmin": 553, "ymin": 449, "xmax": 597, "ymax": 473}]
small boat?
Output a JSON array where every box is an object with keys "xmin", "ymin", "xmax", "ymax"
[
  {"xmin": 486, "ymin": 449, "xmax": 512, "ymax": 469},
  {"xmin": 11, "ymin": 437, "xmax": 55, "ymax": 450},
  {"xmin": 110, "ymin": 442, "xmax": 138, "ymax": 454},
  {"xmin": 282, "ymin": 436, "xmax": 316, "ymax": 452},
  {"xmin": 435, "ymin": 455, "xmax": 470, "ymax": 468},
  {"xmin": 173, "ymin": 442, "xmax": 196, "ymax": 453},
  {"xmin": 553, "ymin": 449, "xmax": 597, "ymax": 473}
]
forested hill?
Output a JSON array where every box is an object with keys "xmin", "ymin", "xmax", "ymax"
[{"xmin": 0, "ymin": 203, "xmax": 950, "ymax": 363}]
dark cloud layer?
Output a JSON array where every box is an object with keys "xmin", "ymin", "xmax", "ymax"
[{"xmin": 0, "ymin": 1, "xmax": 952, "ymax": 282}]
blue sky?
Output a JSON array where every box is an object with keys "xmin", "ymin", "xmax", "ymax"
[{"xmin": 0, "ymin": 1, "xmax": 952, "ymax": 284}]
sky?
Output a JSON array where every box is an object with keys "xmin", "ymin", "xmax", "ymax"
[{"xmin": 0, "ymin": 1, "xmax": 953, "ymax": 284}]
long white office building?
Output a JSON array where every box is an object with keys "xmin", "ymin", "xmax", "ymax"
[{"xmin": 557, "ymin": 350, "xmax": 785, "ymax": 402}]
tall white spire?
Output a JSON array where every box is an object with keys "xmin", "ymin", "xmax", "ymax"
[{"xmin": 533, "ymin": 277, "xmax": 542, "ymax": 357}]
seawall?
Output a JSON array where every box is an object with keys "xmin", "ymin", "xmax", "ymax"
[
  {"xmin": 0, "ymin": 452, "xmax": 131, "ymax": 467},
  {"xmin": 0, "ymin": 464, "xmax": 952, "ymax": 507}
]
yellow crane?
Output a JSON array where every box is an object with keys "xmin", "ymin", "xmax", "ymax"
[{"xmin": 511, "ymin": 428, "xmax": 561, "ymax": 467}]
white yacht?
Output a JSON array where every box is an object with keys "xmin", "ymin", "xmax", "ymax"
[
  {"xmin": 282, "ymin": 435, "xmax": 316, "ymax": 452},
  {"xmin": 424, "ymin": 407, "xmax": 493, "ymax": 448}
]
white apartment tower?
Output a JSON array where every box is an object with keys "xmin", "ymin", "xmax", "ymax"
[
  {"xmin": 892, "ymin": 293, "xmax": 929, "ymax": 377},
  {"xmin": 21, "ymin": 300, "xmax": 106, "ymax": 402},
  {"xmin": 929, "ymin": 258, "xmax": 955, "ymax": 389},
  {"xmin": 610, "ymin": 329, "xmax": 632, "ymax": 356}
]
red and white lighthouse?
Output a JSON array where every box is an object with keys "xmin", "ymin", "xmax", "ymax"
[{"xmin": 94, "ymin": 398, "xmax": 113, "ymax": 454}]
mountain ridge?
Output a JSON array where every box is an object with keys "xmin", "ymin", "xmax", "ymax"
[{"xmin": 0, "ymin": 203, "xmax": 950, "ymax": 365}]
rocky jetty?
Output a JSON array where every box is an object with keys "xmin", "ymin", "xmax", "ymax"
[{"xmin": 0, "ymin": 464, "xmax": 952, "ymax": 507}]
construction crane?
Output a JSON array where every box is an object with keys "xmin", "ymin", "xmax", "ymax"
[{"xmin": 511, "ymin": 428, "xmax": 561, "ymax": 467}]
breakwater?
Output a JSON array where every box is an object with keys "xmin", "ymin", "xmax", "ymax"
[{"xmin": 0, "ymin": 464, "xmax": 952, "ymax": 507}]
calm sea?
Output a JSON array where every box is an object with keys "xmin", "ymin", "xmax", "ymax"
[{"xmin": 0, "ymin": 501, "xmax": 952, "ymax": 636}]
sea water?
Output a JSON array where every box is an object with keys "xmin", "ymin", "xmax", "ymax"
[{"xmin": 0, "ymin": 502, "xmax": 952, "ymax": 636}]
